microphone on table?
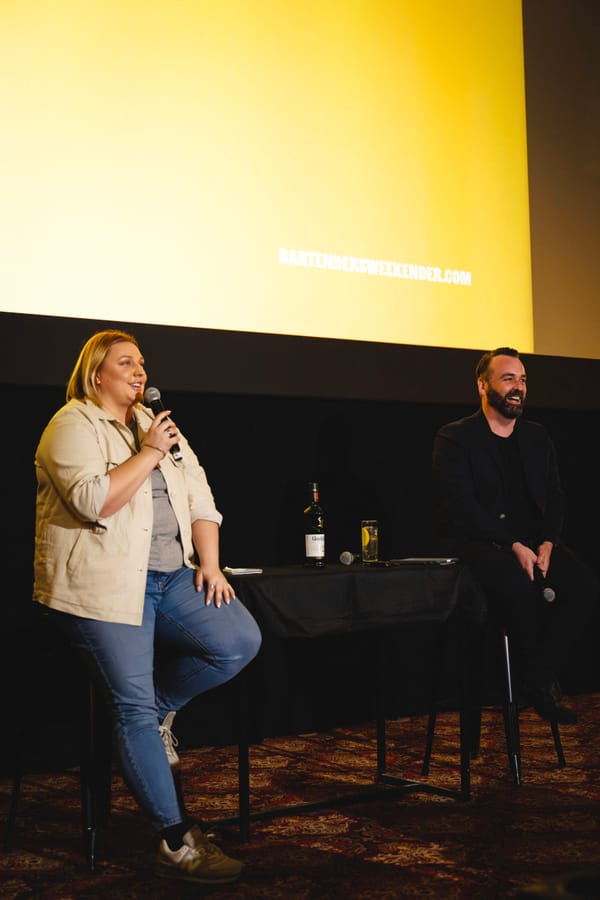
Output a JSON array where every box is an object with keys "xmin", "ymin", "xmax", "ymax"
[
  {"xmin": 339, "ymin": 551, "xmax": 359, "ymax": 566},
  {"xmin": 143, "ymin": 386, "xmax": 183, "ymax": 461},
  {"xmin": 534, "ymin": 567, "xmax": 556, "ymax": 603}
]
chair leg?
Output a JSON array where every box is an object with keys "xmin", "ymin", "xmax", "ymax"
[
  {"xmin": 80, "ymin": 680, "xmax": 112, "ymax": 872},
  {"xmin": 80, "ymin": 681, "xmax": 99, "ymax": 871},
  {"xmin": 4, "ymin": 686, "xmax": 112, "ymax": 869},
  {"xmin": 551, "ymin": 721, "xmax": 566, "ymax": 768},
  {"xmin": 422, "ymin": 626, "xmax": 565, "ymax": 785},
  {"xmin": 421, "ymin": 625, "xmax": 452, "ymax": 776},
  {"xmin": 501, "ymin": 630, "xmax": 521, "ymax": 785},
  {"xmin": 421, "ymin": 709, "xmax": 436, "ymax": 776},
  {"xmin": 421, "ymin": 625, "xmax": 481, "ymax": 775},
  {"xmin": 502, "ymin": 629, "xmax": 567, "ymax": 778},
  {"xmin": 422, "ymin": 621, "xmax": 482, "ymax": 776}
]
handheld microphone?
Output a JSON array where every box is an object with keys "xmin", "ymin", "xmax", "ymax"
[
  {"xmin": 339, "ymin": 551, "xmax": 359, "ymax": 566},
  {"xmin": 534, "ymin": 567, "xmax": 556, "ymax": 603},
  {"xmin": 143, "ymin": 386, "xmax": 183, "ymax": 461}
]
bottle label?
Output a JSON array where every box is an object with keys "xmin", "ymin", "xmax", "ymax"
[{"xmin": 305, "ymin": 534, "xmax": 325, "ymax": 557}]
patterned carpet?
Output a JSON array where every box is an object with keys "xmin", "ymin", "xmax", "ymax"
[{"xmin": 2, "ymin": 694, "xmax": 600, "ymax": 899}]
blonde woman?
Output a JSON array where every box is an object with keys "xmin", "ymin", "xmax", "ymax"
[{"xmin": 34, "ymin": 329, "xmax": 261, "ymax": 885}]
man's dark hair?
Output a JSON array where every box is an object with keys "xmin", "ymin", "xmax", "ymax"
[{"xmin": 476, "ymin": 347, "xmax": 520, "ymax": 381}]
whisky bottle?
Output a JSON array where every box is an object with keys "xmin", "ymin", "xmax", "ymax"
[{"xmin": 304, "ymin": 481, "xmax": 325, "ymax": 567}]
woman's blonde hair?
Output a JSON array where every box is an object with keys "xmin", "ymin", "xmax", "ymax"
[{"xmin": 66, "ymin": 329, "xmax": 139, "ymax": 402}]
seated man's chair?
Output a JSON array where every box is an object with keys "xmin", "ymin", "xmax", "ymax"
[{"xmin": 422, "ymin": 623, "xmax": 566, "ymax": 785}]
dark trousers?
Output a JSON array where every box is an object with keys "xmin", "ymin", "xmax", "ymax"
[{"xmin": 460, "ymin": 542, "xmax": 598, "ymax": 686}]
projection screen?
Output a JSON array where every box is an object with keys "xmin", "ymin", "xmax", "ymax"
[{"xmin": 0, "ymin": 0, "xmax": 533, "ymax": 353}]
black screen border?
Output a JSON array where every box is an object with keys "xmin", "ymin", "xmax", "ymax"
[{"xmin": 2, "ymin": 311, "xmax": 598, "ymax": 410}]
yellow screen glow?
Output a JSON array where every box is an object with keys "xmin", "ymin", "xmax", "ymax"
[{"xmin": 0, "ymin": 0, "xmax": 532, "ymax": 351}]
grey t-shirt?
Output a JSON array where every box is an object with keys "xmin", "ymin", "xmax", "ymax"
[{"xmin": 148, "ymin": 466, "xmax": 184, "ymax": 572}]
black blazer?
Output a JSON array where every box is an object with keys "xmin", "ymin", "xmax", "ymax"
[{"xmin": 432, "ymin": 409, "xmax": 564, "ymax": 555}]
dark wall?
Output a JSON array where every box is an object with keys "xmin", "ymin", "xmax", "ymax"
[{"xmin": 7, "ymin": 380, "xmax": 599, "ymax": 614}]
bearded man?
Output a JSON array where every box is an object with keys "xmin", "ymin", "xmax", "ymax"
[{"xmin": 432, "ymin": 347, "xmax": 598, "ymax": 723}]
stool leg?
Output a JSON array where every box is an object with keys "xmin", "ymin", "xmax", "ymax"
[
  {"xmin": 421, "ymin": 710, "xmax": 436, "ymax": 776},
  {"xmin": 80, "ymin": 681, "xmax": 112, "ymax": 872},
  {"xmin": 551, "ymin": 721, "xmax": 566, "ymax": 768},
  {"xmin": 421, "ymin": 625, "xmax": 449, "ymax": 776},
  {"xmin": 501, "ymin": 630, "xmax": 521, "ymax": 785},
  {"xmin": 80, "ymin": 681, "xmax": 99, "ymax": 872},
  {"xmin": 237, "ymin": 668, "xmax": 251, "ymax": 843},
  {"xmin": 421, "ymin": 621, "xmax": 481, "ymax": 777},
  {"xmin": 457, "ymin": 635, "xmax": 473, "ymax": 800},
  {"xmin": 468, "ymin": 705, "xmax": 482, "ymax": 760}
]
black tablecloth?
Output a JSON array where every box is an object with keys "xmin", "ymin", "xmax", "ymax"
[
  {"xmin": 229, "ymin": 562, "xmax": 486, "ymax": 640},
  {"xmin": 175, "ymin": 562, "xmax": 487, "ymax": 746}
]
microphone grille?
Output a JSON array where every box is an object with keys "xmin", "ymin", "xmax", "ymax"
[
  {"xmin": 339, "ymin": 551, "xmax": 355, "ymax": 566},
  {"xmin": 144, "ymin": 386, "xmax": 161, "ymax": 404}
]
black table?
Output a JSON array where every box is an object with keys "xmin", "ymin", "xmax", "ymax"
[{"xmin": 218, "ymin": 562, "xmax": 486, "ymax": 841}]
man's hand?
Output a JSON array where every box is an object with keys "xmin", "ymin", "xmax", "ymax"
[
  {"xmin": 535, "ymin": 541, "xmax": 554, "ymax": 579},
  {"xmin": 511, "ymin": 541, "xmax": 537, "ymax": 580}
]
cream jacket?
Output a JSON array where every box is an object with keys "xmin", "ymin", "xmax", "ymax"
[{"xmin": 34, "ymin": 398, "xmax": 222, "ymax": 625}]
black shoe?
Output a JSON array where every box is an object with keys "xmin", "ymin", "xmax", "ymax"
[{"xmin": 523, "ymin": 679, "xmax": 578, "ymax": 725}]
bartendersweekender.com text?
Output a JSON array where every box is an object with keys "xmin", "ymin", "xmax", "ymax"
[{"xmin": 279, "ymin": 247, "xmax": 472, "ymax": 286}]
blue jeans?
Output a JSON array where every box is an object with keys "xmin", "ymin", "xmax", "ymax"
[{"xmin": 51, "ymin": 567, "xmax": 262, "ymax": 832}]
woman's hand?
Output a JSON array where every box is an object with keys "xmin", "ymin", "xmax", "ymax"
[
  {"xmin": 142, "ymin": 409, "xmax": 180, "ymax": 458},
  {"xmin": 191, "ymin": 520, "xmax": 232, "ymax": 606},
  {"xmin": 101, "ymin": 410, "xmax": 180, "ymax": 516},
  {"xmin": 194, "ymin": 568, "xmax": 235, "ymax": 607}
]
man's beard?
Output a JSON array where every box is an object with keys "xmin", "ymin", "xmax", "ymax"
[{"xmin": 486, "ymin": 386, "xmax": 525, "ymax": 419}]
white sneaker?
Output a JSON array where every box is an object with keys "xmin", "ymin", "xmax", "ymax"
[
  {"xmin": 155, "ymin": 827, "xmax": 243, "ymax": 884},
  {"xmin": 159, "ymin": 712, "xmax": 180, "ymax": 769}
]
